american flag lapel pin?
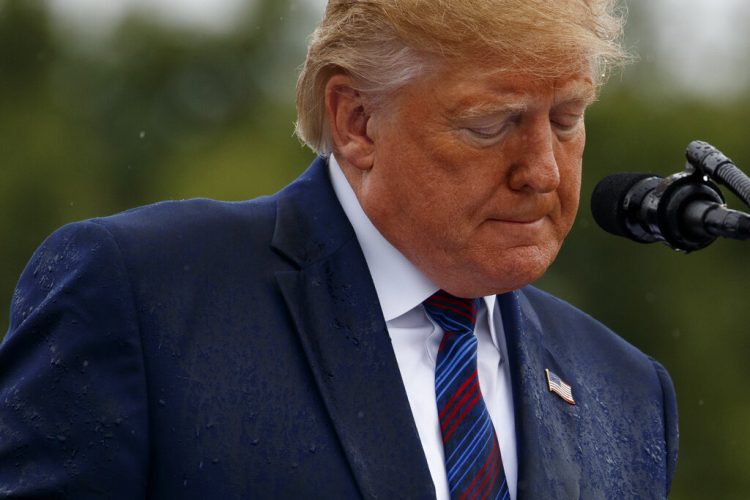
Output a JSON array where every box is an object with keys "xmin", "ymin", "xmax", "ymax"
[{"xmin": 545, "ymin": 368, "xmax": 575, "ymax": 405}]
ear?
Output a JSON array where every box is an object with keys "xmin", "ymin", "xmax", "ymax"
[{"xmin": 325, "ymin": 73, "xmax": 375, "ymax": 171}]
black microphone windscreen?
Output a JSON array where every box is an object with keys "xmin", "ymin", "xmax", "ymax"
[{"xmin": 590, "ymin": 172, "xmax": 655, "ymax": 237}]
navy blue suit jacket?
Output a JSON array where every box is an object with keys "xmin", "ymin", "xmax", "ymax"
[{"xmin": 0, "ymin": 157, "xmax": 677, "ymax": 498}]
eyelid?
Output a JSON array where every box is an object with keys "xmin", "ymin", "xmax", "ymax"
[
  {"xmin": 552, "ymin": 101, "xmax": 587, "ymax": 125},
  {"xmin": 551, "ymin": 113, "xmax": 584, "ymax": 135},
  {"xmin": 463, "ymin": 112, "xmax": 520, "ymax": 138},
  {"xmin": 555, "ymin": 112, "xmax": 583, "ymax": 123},
  {"xmin": 469, "ymin": 123, "xmax": 507, "ymax": 138}
]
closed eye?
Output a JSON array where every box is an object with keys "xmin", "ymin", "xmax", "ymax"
[
  {"xmin": 468, "ymin": 123, "xmax": 507, "ymax": 139},
  {"xmin": 551, "ymin": 113, "xmax": 584, "ymax": 134},
  {"xmin": 464, "ymin": 113, "xmax": 520, "ymax": 141}
]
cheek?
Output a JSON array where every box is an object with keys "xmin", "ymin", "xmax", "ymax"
[
  {"xmin": 556, "ymin": 145, "xmax": 584, "ymax": 226},
  {"xmin": 387, "ymin": 141, "xmax": 483, "ymax": 221},
  {"xmin": 560, "ymin": 166, "xmax": 581, "ymax": 212},
  {"xmin": 560, "ymin": 161, "xmax": 581, "ymax": 211}
]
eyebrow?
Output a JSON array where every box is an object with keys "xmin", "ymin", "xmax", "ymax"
[
  {"xmin": 445, "ymin": 76, "xmax": 598, "ymax": 123},
  {"xmin": 449, "ymin": 83, "xmax": 596, "ymax": 121},
  {"xmin": 450, "ymin": 100, "xmax": 529, "ymax": 121},
  {"xmin": 554, "ymin": 80, "xmax": 598, "ymax": 105}
]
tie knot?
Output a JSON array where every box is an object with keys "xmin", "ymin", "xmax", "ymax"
[{"xmin": 423, "ymin": 290, "xmax": 480, "ymax": 336}]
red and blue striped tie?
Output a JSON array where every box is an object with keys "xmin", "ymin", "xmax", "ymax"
[{"xmin": 424, "ymin": 290, "xmax": 508, "ymax": 500}]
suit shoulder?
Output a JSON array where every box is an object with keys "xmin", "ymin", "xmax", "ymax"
[
  {"xmin": 26, "ymin": 196, "xmax": 285, "ymax": 292},
  {"xmin": 90, "ymin": 196, "xmax": 277, "ymax": 240},
  {"xmin": 519, "ymin": 285, "xmax": 605, "ymax": 330},
  {"xmin": 517, "ymin": 285, "xmax": 655, "ymax": 367}
]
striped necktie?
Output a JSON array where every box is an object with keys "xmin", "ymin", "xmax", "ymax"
[{"xmin": 424, "ymin": 290, "xmax": 508, "ymax": 500}]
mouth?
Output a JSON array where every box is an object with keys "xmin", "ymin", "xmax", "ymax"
[
  {"xmin": 481, "ymin": 216, "xmax": 552, "ymax": 241},
  {"xmin": 487, "ymin": 216, "xmax": 547, "ymax": 225}
]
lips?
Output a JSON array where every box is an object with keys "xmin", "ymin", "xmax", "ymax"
[
  {"xmin": 487, "ymin": 214, "xmax": 549, "ymax": 225},
  {"xmin": 491, "ymin": 217, "xmax": 545, "ymax": 224},
  {"xmin": 485, "ymin": 198, "xmax": 557, "ymax": 225}
]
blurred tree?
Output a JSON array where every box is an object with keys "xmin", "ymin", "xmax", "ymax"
[
  {"xmin": 1, "ymin": 0, "xmax": 749, "ymax": 498},
  {"xmin": 0, "ymin": 0, "xmax": 315, "ymax": 332}
]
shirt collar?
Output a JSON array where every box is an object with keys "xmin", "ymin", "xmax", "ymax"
[{"xmin": 328, "ymin": 155, "xmax": 502, "ymax": 352}]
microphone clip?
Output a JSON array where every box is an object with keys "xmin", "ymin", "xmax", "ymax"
[{"xmin": 624, "ymin": 170, "xmax": 724, "ymax": 252}]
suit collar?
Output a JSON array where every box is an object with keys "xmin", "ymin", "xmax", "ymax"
[
  {"xmin": 500, "ymin": 289, "xmax": 583, "ymax": 498},
  {"xmin": 273, "ymin": 157, "xmax": 436, "ymax": 499},
  {"xmin": 271, "ymin": 157, "xmax": 357, "ymax": 267}
]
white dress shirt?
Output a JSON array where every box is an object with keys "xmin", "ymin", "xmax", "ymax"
[{"xmin": 328, "ymin": 155, "xmax": 518, "ymax": 499}]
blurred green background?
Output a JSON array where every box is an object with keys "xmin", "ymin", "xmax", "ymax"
[{"xmin": 1, "ymin": 0, "xmax": 748, "ymax": 497}]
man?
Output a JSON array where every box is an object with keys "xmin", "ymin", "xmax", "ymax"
[{"xmin": 0, "ymin": 0, "xmax": 677, "ymax": 498}]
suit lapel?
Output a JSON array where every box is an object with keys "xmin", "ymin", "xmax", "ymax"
[
  {"xmin": 272, "ymin": 158, "xmax": 435, "ymax": 499},
  {"xmin": 499, "ymin": 290, "xmax": 583, "ymax": 499}
]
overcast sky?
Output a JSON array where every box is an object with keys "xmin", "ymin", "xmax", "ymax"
[
  {"xmin": 646, "ymin": 0, "xmax": 750, "ymax": 97},
  {"xmin": 46, "ymin": 0, "xmax": 750, "ymax": 98}
]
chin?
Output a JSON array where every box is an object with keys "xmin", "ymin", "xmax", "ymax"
[
  {"xmin": 438, "ymin": 263, "xmax": 547, "ymax": 298},
  {"xmin": 474, "ymin": 246, "xmax": 558, "ymax": 295},
  {"xmin": 420, "ymin": 242, "xmax": 560, "ymax": 298}
]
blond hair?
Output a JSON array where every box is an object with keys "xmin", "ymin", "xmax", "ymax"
[{"xmin": 296, "ymin": 0, "xmax": 630, "ymax": 155}]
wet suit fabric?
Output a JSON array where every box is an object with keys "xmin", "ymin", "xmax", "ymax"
[{"xmin": 0, "ymin": 156, "xmax": 678, "ymax": 499}]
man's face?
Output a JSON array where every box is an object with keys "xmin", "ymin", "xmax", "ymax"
[{"xmin": 356, "ymin": 62, "xmax": 596, "ymax": 297}]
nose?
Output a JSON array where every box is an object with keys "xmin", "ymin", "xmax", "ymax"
[{"xmin": 508, "ymin": 121, "xmax": 560, "ymax": 194}]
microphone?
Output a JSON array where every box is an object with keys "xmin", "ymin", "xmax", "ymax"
[{"xmin": 590, "ymin": 171, "xmax": 750, "ymax": 252}]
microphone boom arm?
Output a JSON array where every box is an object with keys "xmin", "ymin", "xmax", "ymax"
[{"xmin": 686, "ymin": 140, "xmax": 750, "ymax": 208}]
